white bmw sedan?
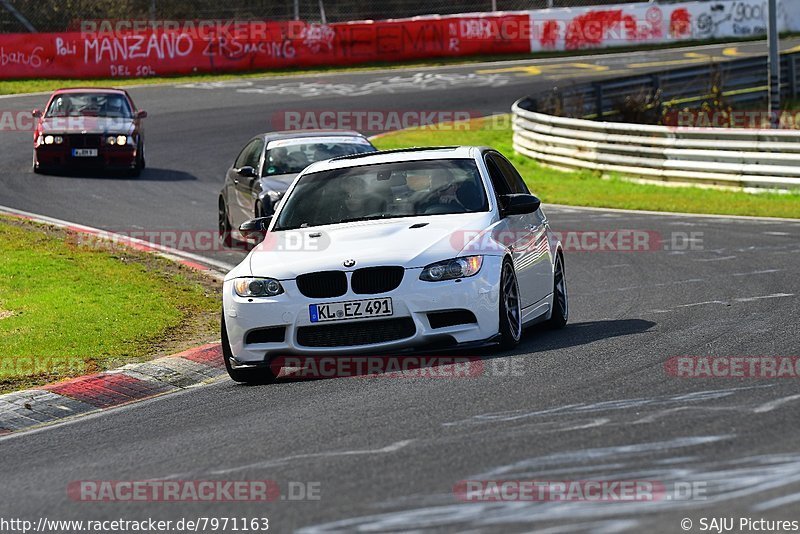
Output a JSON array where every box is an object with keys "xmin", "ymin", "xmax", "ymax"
[{"xmin": 221, "ymin": 146, "xmax": 568, "ymax": 383}]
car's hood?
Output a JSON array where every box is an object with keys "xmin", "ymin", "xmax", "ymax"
[
  {"xmin": 40, "ymin": 117, "xmax": 135, "ymax": 134},
  {"xmin": 247, "ymin": 212, "xmax": 498, "ymax": 279}
]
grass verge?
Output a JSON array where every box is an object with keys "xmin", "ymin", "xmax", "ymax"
[
  {"xmin": 0, "ymin": 216, "xmax": 220, "ymax": 393},
  {"xmin": 372, "ymin": 115, "xmax": 800, "ymax": 219},
  {"xmin": 0, "ymin": 35, "xmax": 777, "ymax": 96}
]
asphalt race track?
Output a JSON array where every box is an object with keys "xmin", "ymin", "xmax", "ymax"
[{"xmin": 1, "ymin": 41, "xmax": 800, "ymax": 533}]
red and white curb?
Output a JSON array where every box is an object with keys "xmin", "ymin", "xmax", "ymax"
[{"xmin": 0, "ymin": 344, "xmax": 225, "ymax": 435}]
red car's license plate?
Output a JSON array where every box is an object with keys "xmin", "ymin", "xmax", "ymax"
[{"xmin": 72, "ymin": 149, "xmax": 98, "ymax": 157}]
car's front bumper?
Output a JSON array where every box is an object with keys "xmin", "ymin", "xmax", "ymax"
[
  {"xmin": 222, "ymin": 256, "xmax": 503, "ymax": 365},
  {"xmin": 35, "ymin": 145, "xmax": 137, "ymax": 169}
]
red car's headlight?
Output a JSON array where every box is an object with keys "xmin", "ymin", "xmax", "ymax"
[
  {"xmin": 41, "ymin": 135, "xmax": 63, "ymax": 145},
  {"xmin": 106, "ymin": 135, "xmax": 128, "ymax": 145}
]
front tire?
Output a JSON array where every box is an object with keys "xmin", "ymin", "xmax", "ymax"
[
  {"xmin": 498, "ymin": 257, "xmax": 523, "ymax": 350},
  {"xmin": 32, "ymin": 152, "xmax": 44, "ymax": 174},
  {"xmin": 136, "ymin": 140, "xmax": 146, "ymax": 171},
  {"xmin": 218, "ymin": 198, "xmax": 234, "ymax": 248},
  {"xmin": 221, "ymin": 313, "xmax": 278, "ymax": 384},
  {"xmin": 547, "ymin": 252, "xmax": 568, "ymax": 329}
]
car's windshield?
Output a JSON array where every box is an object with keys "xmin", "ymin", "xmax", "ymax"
[
  {"xmin": 274, "ymin": 159, "xmax": 488, "ymax": 230},
  {"xmin": 263, "ymin": 137, "xmax": 374, "ymax": 176},
  {"xmin": 45, "ymin": 93, "xmax": 133, "ymax": 118}
]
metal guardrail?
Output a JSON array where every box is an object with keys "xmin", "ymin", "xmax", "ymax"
[
  {"xmin": 522, "ymin": 53, "xmax": 800, "ymax": 120},
  {"xmin": 512, "ymin": 52, "xmax": 800, "ymax": 190}
]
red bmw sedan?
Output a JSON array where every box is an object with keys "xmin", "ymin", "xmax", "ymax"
[{"xmin": 32, "ymin": 88, "xmax": 147, "ymax": 176}]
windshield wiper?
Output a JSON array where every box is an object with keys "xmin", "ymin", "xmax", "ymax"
[
  {"xmin": 275, "ymin": 214, "xmax": 412, "ymax": 231},
  {"xmin": 338, "ymin": 214, "xmax": 409, "ymax": 224}
]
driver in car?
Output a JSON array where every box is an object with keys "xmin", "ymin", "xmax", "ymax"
[
  {"xmin": 414, "ymin": 168, "xmax": 485, "ymax": 214},
  {"xmin": 332, "ymin": 176, "xmax": 386, "ymax": 221},
  {"xmin": 267, "ymin": 147, "xmax": 289, "ymax": 175}
]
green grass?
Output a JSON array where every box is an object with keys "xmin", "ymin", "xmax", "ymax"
[
  {"xmin": 0, "ymin": 35, "xmax": 774, "ymax": 96},
  {"xmin": 372, "ymin": 115, "xmax": 800, "ymax": 219},
  {"xmin": 0, "ymin": 217, "xmax": 219, "ymax": 392}
]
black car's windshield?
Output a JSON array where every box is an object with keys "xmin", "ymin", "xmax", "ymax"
[
  {"xmin": 263, "ymin": 137, "xmax": 374, "ymax": 176},
  {"xmin": 274, "ymin": 159, "xmax": 489, "ymax": 230},
  {"xmin": 45, "ymin": 93, "xmax": 133, "ymax": 118}
]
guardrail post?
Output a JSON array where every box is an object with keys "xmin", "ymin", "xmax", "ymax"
[
  {"xmin": 593, "ymin": 83, "xmax": 603, "ymax": 118},
  {"xmin": 789, "ymin": 55, "xmax": 798, "ymax": 100}
]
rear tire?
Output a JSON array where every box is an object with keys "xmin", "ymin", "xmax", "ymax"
[
  {"xmin": 498, "ymin": 257, "xmax": 523, "ymax": 350},
  {"xmin": 221, "ymin": 313, "xmax": 278, "ymax": 385},
  {"xmin": 547, "ymin": 252, "xmax": 568, "ymax": 329}
]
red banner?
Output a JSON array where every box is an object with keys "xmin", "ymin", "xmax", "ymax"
[{"xmin": 0, "ymin": 15, "xmax": 530, "ymax": 79}]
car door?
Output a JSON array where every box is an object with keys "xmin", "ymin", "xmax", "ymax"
[
  {"xmin": 484, "ymin": 153, "xmax": 533, "ymax": 309},
  {"xmin": 492, "ymin": 152, "xmax": 552, "ymax": 307},
  {"xmin": 228, "ymin": 138, "xmax": 264, "ymax": 229}
]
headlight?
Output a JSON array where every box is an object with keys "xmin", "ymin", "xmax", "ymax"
[
  {"xmin": 106, "ymin": 135, "xmax": 127, "ymax": 145},
  {"xmin": 44, "ymin": 135, "xmax": 54, "ymax": 144},
  {"xmin": 233, "ymin": 277, "xmax": 284, "ymax": 297},
  {"xmin": 420, "ymin": 256, "xmax": 483, "ymax": 282},
  {"xmin": 266, "ymin": 190, "xmax": 282, "ymax": 203}
]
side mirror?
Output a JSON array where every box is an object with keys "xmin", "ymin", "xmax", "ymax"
[
  {"xmin": 500, "ymin": 194, "xmax": 541, "ymax": 216},
  {"xmin": 31, "ymin": 109, "xmax": 42, "ymax": 118},
  {"xmin": 237, "ymin": 166, "xmax": 257, "ymax": 178},
  {"xmin": 136, "ymin": 110, "xmax": 148, "ymax": 119},
  {"xmin": 239, "ymin": 216, "xmax": 272, "ymax": 240}
]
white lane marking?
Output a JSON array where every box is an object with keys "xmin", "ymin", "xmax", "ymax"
[
  {"xmin": 735, "ymin": 293, "xmax": 794, "ymax": 302},
  {"xmin": 753, "ymin": 491, "xmax": 800, "ymax": 511},
  {"xmin": 753, "ymin": 394, "xmax": 800, "ymax": 414},
  {"xmin": 676, "ymin": 300, "xmax": 729, "ymax": 308},
  {"xmin": 694, "ymin": 256, "xmax": 737, "ymax": 262},
  {"xmin": 517, "ymin": 520, "xmax": 641, "ymax": 534},
  {"xmin": 764, "ymin": 231, "xmax": 791, "ymax": 236},
  {"xmin": 651, "ymin": 293, "xmax": 793, "ymax": 312},
  {"xmin": 732, "ymin": 269, "xmax": 782, "ymax": 276},
  {"xmin": 209, "ymin": 439, "xmax": 415, "ymax": 475},
  {"xmin": 560, "ymin": 417, "xmax": 610, "ymax": 431},
  {"xmin": 443, "ymin": 386, "xmax": 769, "ymax": 427},
  {"xmin": 611, "ymin": 285, "xmax": 640, "ymax": 291},
  {"xmin": 473, "ymin": 435, "xmax": 735, "ymax": 478},
  {"xmin": 655, "ymin": 278, "xmax": 706, "ymax": 286},
  {"xmin": 633, "ymin": 406, "xmax": 740, "ymax": 424}
]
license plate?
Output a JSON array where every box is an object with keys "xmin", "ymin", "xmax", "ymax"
[
  {"xmin": 72, "ymin": 148, "xmax": 98, "ymax": 157},
  {"xmin": 309, "ymin": 297, "xmax": 392, "ymax": 323}
]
